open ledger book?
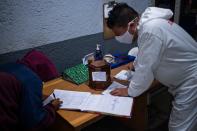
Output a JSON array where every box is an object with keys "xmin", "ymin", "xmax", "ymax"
[{"xmin": 44, "ymin": 89, "xmax": 133, "ymax": 117}]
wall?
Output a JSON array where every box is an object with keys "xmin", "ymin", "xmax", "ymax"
[
  {"xmin": 0, "ymin": 33, "xmax": 137, "ymax": 72},
  {"xmin": 0, "ymin": 0, "xmax": 149, "ymax": 55},
  {"xmin": 0, "ymin": 0, "xmax": 149, "ymax": 72}
]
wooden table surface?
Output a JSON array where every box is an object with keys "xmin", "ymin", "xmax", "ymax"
[
  {"xmin": 43, "ymin": 63, "xmax": 160, "ymax": 131},
  {"xmin": 44, "ymin": 79, "xmax": 104, "ymax": 129}
]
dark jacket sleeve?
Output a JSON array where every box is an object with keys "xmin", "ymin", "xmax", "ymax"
[
  {"xmin": 0, "ymin": 63, "xmax": 57, "ymax": 130},
  {"xmin": 0, "ymin": 72, "xmax": 22, "ymax": 131},
  {"xmin": 31, "ymin": 103, "xmax": 56, "ymax": 131}
]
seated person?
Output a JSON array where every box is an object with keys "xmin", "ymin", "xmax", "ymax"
[{"xmin": 0, "ymin": 62, "xmax": 62, "ymax": 131}]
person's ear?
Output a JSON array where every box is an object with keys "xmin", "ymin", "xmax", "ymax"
[
  {"xmin": 128, "ymin": 23, "xmax": 135, "ymax": 34},
  {"xmin": 128, "ymin": 17, "xmax": 139, "ymax": 34}
]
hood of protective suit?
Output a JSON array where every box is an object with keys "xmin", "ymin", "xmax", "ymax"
[{"xmin": 138, "ymin": 7, "xmax": 173, "ymax": 29}]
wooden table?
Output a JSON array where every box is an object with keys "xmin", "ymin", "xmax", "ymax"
[
  {"xmin": 43, "ymin": 78, "xmax": 103, "ymax": 131},
  {"xmin": 43, "ymin": 63, "xmax": 160, "ymax": 131}
]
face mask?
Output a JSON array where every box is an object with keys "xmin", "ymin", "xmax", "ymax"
[
  {"xmin": 115, "ymin": 30, "xmax": 133, "ymax": 44},
  {"xmin": 115, "ymin": 17, "xmax": 137, "ymax": 44}
]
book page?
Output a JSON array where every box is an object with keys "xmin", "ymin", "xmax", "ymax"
[
  {"xmin": 53, "ymin": 89, "xmax": 91, "ymax": 110},
  {"xmin": 81, "ymin": 94, "xmax": 133, "ymax": 117},
  {"xmin": 102, "ymin": 81, "xmax": 127, "ymax": 95},
  {"xmin": 114, "ymin": 70, "xmax": 134, "ymax": 81},
  {"xmin": 43, "ymin": 95, "xmax": 54, "ymax": 106}
]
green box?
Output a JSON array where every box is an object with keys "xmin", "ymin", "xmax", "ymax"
[{"xmin": 63, "ymin": 64, "xmax": 89, "ymax": 85}]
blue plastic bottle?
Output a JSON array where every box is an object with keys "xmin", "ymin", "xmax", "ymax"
[{"xmin": 94, "ymin": 44, "xmax": 103, "ymax": 61}]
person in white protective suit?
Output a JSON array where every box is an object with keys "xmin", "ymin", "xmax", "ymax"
[{"xmin": 107, "ymin": 3, "xmax": 197, "ymax": 131}]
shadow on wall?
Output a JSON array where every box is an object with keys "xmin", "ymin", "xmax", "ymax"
[{"xmin": 0, "ymin": 33, "xmax": 136, "ymax": 73}]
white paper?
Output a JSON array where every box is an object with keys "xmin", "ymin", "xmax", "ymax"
[
  {"xmin": 53, "ymin": 89, "xmax": 91, "ymax": 110},
  {"xmin": 102, "ymin": 81, "xmax": 127, "ymax": 95},
  {"xmin": 114, "ymin": 70, "xmax": 134, "ymax": 81},
  {"xmin": 82, "ymin": 94, "xmax": 133, "ymax": 117},
  {"xmin": 43, "ymin": 95, "xmax": 55, "ymax": 106},
  {"xmin": 50, "ymin": 89, "xmax": 133, "ymax": 117},
  {"xmin": 92, "ymin": 72, "xmax": 106, "ymax": 81}
]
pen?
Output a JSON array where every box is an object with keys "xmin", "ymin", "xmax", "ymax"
[{"xmin": 53, "ymin": 93, "xmax": 56, "ymax": 99}]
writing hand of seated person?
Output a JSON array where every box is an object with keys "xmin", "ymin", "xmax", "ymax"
[
  {"xmin": 110, "ymin": 88, "xmax": 129, "ymax": 96},
  {"xmin": 51, "ymin": 98, "xmax": 63, "ymax": 111}
]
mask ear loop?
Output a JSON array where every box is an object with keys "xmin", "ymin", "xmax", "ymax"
[
  {"xmin": 128, "ymin": 17, "xmax": 138, "ymax": 33},
  {"xmin": 128, "ymin": 17, "xmax": 139, "ymax": 43},
  {"xmin": 128, "ymin": 17, "xmax": 138, "ymax": 25}
]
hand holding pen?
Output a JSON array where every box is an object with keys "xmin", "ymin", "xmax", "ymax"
[{"xmin": 51, "ymin": 92, "xmax": 62, "ymax": 111}]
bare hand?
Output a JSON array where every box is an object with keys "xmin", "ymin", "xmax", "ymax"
[
  {"xmin": 51, "ymin": 98, "xmax": 63, "ymax": 111},
  {"xmin": 127, "ymin": 63, "xmax": 134, "ymax": 71},
  {"xmin": 110, "ymin": 88, "xmax": 129, "ymax": 96}
]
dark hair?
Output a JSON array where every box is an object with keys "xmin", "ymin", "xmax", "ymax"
[{"xmin": 107, "ymin": 3, "xmax": 139, "ymax": 29}]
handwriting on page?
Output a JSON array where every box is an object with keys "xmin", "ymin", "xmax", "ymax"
[
  {"xmin": 49, "ymin": 89, "xmax": 133, "ymax": 117},
  {"xmin": 82, "ymin": 95, "xmax": 133, "ymax": 116},
  {"xmin": 111, "ymin": 98, "xmax": 119, "ymax": 111},
  {"xmin": 54, "ymin": 89, "xmax": 91, "ymax": 110}
]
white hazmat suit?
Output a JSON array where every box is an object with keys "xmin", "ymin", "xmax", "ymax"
[{"xmin": 128, "ymin": 7, "xmax": 197, "ymax": 131}]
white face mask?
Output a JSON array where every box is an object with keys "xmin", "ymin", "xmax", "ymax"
[
  {"xmin": 115, "ymin": 17, "xmax": 137, "ymax": 44},
  {"xmin": 115, "ymin": 30, "xmax": 133, "ymax": 44}
]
